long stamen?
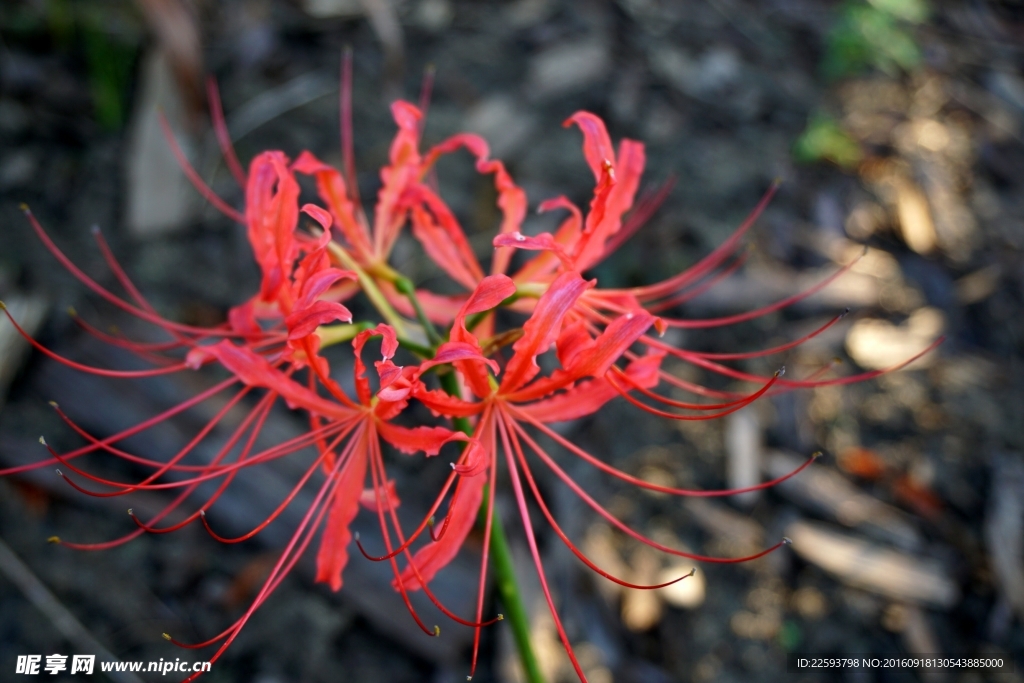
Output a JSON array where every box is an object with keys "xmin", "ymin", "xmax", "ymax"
[
  {"xmin": 496, "ymin": 410, "xmax": 588, "ymax": 682},
  {"xmin": 200, "ymin": 422, "xmax": 353, "ymax": 543},
  {"xmin": 353, "ymin": 468, "xmax": 459, "ymax": 561},
  {"xmin": 642, "ymin": 251, "xmax": 747, "ymax": 313},
  {"xmin": 49, "ymin": 398, "xmax": 343, "ymax": 487},
  {"xmin": 69, "ymin": 313, "xmax": 190, "ymax": 357},
  {"xmin": 416, "ymin": 64, "xmax": 435, "ymax": 136},
  {"xmin": 41, "ymin": 385, "xmax": 254, "ymax": 497},
  {"xmin": 627, "ymin": 180, "xmax": 778, "ymax": 301},
  {"xmin": 470, "ymin": 413, "xmax": 499, "ymax": 680},
  {"xmin": 687, "ymin": 309, "xmax": 849, "ymax": 360},
  {"xmin": 596, "ymin": 175, "xmax": 675, "ymax": 265},
  {"xmin": 660, "ymin": 251, "xmax": 862, "ymax": 329},
  {"xmin": 171, "ymin": 428, "xmax": 358, "ymax": 663},
  {"xmin": 206, "ymin": 75, "xmax": 248, "ymax": 189},
  {"xmin": 504, "ymin": 411, "xmax": 694, "ymax": 589},
  {"xmin": 340, "ymin": 46, "xmax": 358, "ymax": 206},
  {"xmin": 1, "ymin": 304, "xmax": 191, "ymax": 378},
  {"xmin": 20, "ymin": 207, "xmax": 267, "ymax": 339},
  {"xmin": 513, "ymin": 405, "xmax": 821, "ymax": 496},
  {"xmin": 511, "ymin": 420, "xmax": 790, "ymax": 564},
  {"xmin": 649, "ymin": 334, "xmax": 944, "ymax": 391},
  {"xmin": 609, "ymin": 364, "xmax": 776, "ymax": 411},
  {"xmin": 370, "ymin": 433, "xmax": 501, "ymax": 629},
  {"xmin": 606, "ymin": 366, "xmax": 783, "ymax": 420},
  {"xmin": 363, "ymin": 428, "xmax": 442, "ymax": 637},
  {"xmin": 131, "ymin": 392, "xmax": 279, "ymax": 536},
  {"xmin": 59, "ymin": 394, "xmax": 275, "ymax": 549},
  {"xmin": 1, "ymin": 377, "xmax": 237, "ymax": 477},
  {"xmin": 157, "ymin": 112, "xmax": 245, "ymax": 224}
]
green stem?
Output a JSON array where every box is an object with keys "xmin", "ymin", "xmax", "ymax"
[
  {"xmin": 325, "ymin": 240, "xmax": 411, "ymax": 338},
  {"xmin": 316, "ymin": 321, "xmax": 374, "ymax": 349},
  {"xmin": 437, "ymin": 372, "xmax": 544, "ymax": 683},
  {"xmin": 480, "ymin": 486, "xmax": 545, "ymax": 683},
  {"xmin": 395, "ymin": 276, "xmax": 443, "ymax": 346}
]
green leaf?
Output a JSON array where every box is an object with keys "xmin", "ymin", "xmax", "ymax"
[
  {"xmin": 867, "ymin": 0, "xmax": 929, "ymax": 23},
  {"xmin": 793, "ymin": 115, "xmax": 863, "ymax": 169}
]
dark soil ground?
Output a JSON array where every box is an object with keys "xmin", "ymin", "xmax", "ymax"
[{"xmin": 1, "ymin": 1, "xmax": 1023, "ymax": 682}]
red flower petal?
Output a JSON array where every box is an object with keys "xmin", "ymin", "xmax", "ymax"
[
  {"xmin": 376, "ymin": 422, "xmax": 468, "ymax": 456},
  {"xmin": 373, "ymin": 101, "xmax": 423, "ymax": 258},
  {"xmin": 246, "ymin": 151, "xmax": 301, "ymax": 304},
  {"xmin": 293, "ymin": 151, "xmax": 373, "ymax": 262},
  {"xmin": 408, "ymin": 196, "xmax": 484, "ymax": 291},
  {"xmin": 500, "ymin": 271, "xmax": 592, "ymax": 393},
  {"xmin": 395, "ymin": 466, "xmax": 487, "ymax": 591},
  {"xmin": 203, "ymin": 340, "xmax": 352, "ymax": 418},
  {"xmin": 300, "ymin": 203, "xmax": 333, "ymax": 231},
  {"xmin": 412, "ymin": 385, "xmax": 485, "ymax": 418},
  {"xmin": 285, "ymin": 300, "xmax": 353, "ymax": 340},
  {"xmin": 516, "ymin": 350, "xmax": 663, "ymax": 423},
  {"xmin": 417, "ymin": 341, "xmax": 500, "ymax": 376},
  {"xmin": 493, "ymin": 232, "xmax": 573, "ymax": 270},
  {"xmin": 564, "ymin": 112, "xmax": 615, "ymax": 182},
  {"xmin": 315, "ymin": 450, "xmax": 368, "ymax": 591}
]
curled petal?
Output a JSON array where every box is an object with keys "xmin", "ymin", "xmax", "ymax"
[
  {"xmin": 412, "ymin": 385, "xmax": 486, "ymax": 418},
  {"xmin": 352, "ymin": 324, "xmax": 401, "ymax": 404},
  {"xmin": 285, "ymin": 300, "xmax": 353, "ymax": 340},
  {"xmin": 500, "ymin": 271, "xmax": 592, "ymax": 393},
  {"xmin": 376, "ymin": 422, "xmax": 469, "ymax": 456},
  {"xmin": 509, "ymin": 309, "xmax": 655, "ymax": 403},
  {"xmin": 300, "ymin": 203, "xmax": 333, "ymax": 231},
  {"xmin": 395, "ymin": 469, "xmax": 487, "ymax": 591},
  {"xmin": 564, "ymin": 111, "xmax": 615, "ymax": 182},
  {"xmin": 517, "ymin": 350, "xmax": 664, "ymax": 423},
  {"xmin": 575, "ymin": 139, "xmax": 645, "ymax": 272},
  {"xmin": 449, "ymin": 274, "xmax": 517, "ymax": 398},
  {"xmin": 295, "ymin": 268, "xmax": 357, "ymax": 310},
  {"xmin": 316, "ymin": 451, "xmax": 368, "ymax": 591},
  {"xmin": 452, "ymin": 441, "xmax": 487, "ymax": 477},
  {"xmin": 293, "ymin": 151, "xmax": 372, "ymax": 261},
  {"xmin": 417, "ymin": 341, "xmax": 500, "ymax": 376},
  {"xmin": 373, "ymin": 101, "xmax": 423, "ymax": 257},
  {"xmin": 246, "ymin": 151, "xmax": 300, "ymax": 303},
  {"xmin": 493, "ymin": 232, "xmax": 573, "ymax": 270},
  {"xmin": 202, "ymin": 341, "xmax": 352, "ymax": 418},
  {"xmin": 457, "ymin": 274, "xmax": 517, "ymax": 321}
]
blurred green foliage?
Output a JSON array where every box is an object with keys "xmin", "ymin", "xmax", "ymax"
[
  {"xmin": 793, "ymin": 114, "xmax": 863, "ymax": 169},
  {"xmin": 1, "ymin": 0, "xmax": 141, "ymax": 130},
  {"xmin": 81, "ymin": 17, "xmax": 138, "ymax": 130},
  {"xmin": 824, "ymin": 0, "xmax": 929, "ymax": 80},
  {"xmin": 794, "ymin": 0, "xmax": 928, "ymax": 167}
]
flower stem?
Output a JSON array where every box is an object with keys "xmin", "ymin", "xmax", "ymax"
[
  {"xmin": 395, "ymin": 276, "xmax": 444, "ymax": 346},
  {"xmin": 480, "ymin": 485, "xmax": 545, "ymax": 683},
  {"xmin": 437, "ymin": 371, "xmax": 545, "ymax": 683},
  {"xmin": 325, "ymin": 240, "xmax": 411, "ymax": 338}
]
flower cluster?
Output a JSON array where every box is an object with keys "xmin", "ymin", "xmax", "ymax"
[{"xmin": 2, "ymin": 70, "xmax": 938, "ymax": 682}]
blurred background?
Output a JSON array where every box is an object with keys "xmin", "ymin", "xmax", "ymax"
[{"xmin": 1, "ymin": 0, "xmax": 1022, "ymax": 681}]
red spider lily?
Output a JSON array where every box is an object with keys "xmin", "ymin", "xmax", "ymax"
[
  {"xmin": 382, "ymin": 109, "xmax": 941, "ymax": 408},
  {"xmin": 2, "ymin": 59, "xmax": 944, "ymax": 683},
  {"xmin": 335, "ymin": 273, "xmax": 810, "ymax": 680},
  {"xmin": 2, "ymin": 167, "xmax": 477, "ymax": 680}
]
